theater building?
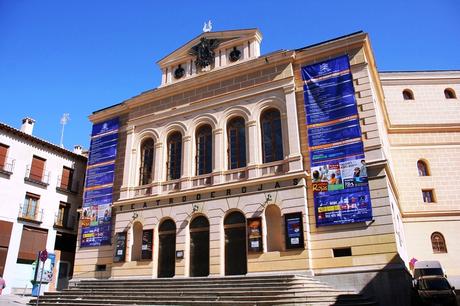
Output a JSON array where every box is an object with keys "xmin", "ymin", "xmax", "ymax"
[{"xmin": 74, "ymin": 29, "xmax": 420, "ymax": 304}]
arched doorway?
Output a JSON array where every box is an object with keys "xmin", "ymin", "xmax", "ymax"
[
  {"xmin": 224, "ymin": 211, "xmax": 247, "ymax": 275},
  {"xmin": 190, "ymin": 216, "xmax": 210, "ymax": 277},
  {"xmin": 158, "ymin": 219, "xmax": 176, "ymax": 277}
]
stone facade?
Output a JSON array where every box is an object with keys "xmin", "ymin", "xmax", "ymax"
[
  {"xmin": 381, "ymin": 71, "xmax": 460, "ymax": 287},
  {"xmin": 71, "ymin": 30, "xmax": 452, "ymax": 305}
]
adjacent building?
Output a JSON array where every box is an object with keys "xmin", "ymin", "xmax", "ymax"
[
  {"xmin": 380, "ymin": 70, "xmax": 460, "ymax": 286},
  {"xmin": 73, "ymin": 29, "xmax": 423, "ymax": 305},
  {"xmin": 0, "ymin": 118, "xmax": 86, "ymax": 293}
]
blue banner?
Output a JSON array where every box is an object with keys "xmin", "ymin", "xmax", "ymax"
[
  {"xmin": 88, "ymin": 133, "xmax": 118, "ymax": 165},
  {"xmin": 85, "ymin": 163, "xmax": 115, "ymax": 188},
  {"xmin": 81, "ymin": 118, "xmax": 119, "ymax": 247},
  {"xmin": 302, "ymin": 55, "xmax": 373, "ymax": 227}
]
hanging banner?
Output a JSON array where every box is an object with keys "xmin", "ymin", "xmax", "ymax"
[
  {"xmin": 81, "ymin": 118, "xmax": 119, "ymax": 247},
  {"xmin": 302, "ymin": 55, "xmax": 372, "ymax": 227}
]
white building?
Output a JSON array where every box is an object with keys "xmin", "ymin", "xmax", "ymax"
[{"xmin": 0, "ymin": 118, "xmax": 86, "ymax": 293}]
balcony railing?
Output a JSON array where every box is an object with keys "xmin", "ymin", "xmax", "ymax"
[
  {"xmin": 259, "ymin": 160, "xmax": 287, "ymax": 176},
  {"xmin": 162, "ymin": 179, "xmax": 181, "ymax": 193},
  {"xmin": 24, "ymin": 165, "xmax": 50, "ymax": 187},
  {"xmin": 56, "ymin": 176, "xmax": 79, "ymax": 194},
  {"xmin": 18, "ymin": 205, "xmax": 43, "ymax": 223},
  {"xmin": 0, "ymin": 158, "xmax": 15, "ymax": 175},
  {"xmin": 224, "ymin": 168, "xmax": 247, "ymax": 183},
  {"xmin": 191, "ymin": 173, "xmax": 212, "ymax": 188},
  {"xmin": 54, "ymin": 213, "xmax": 77, "ymax": 230}
]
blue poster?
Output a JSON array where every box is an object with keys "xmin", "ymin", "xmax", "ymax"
[
  {"xmin": 85, "ymin": 163, "xmax": 115, "ymax": 187},
  {"xmin": 81, "ymin": 118, "xmax": 119, "ymax": 247},
  {"xmin": 302, "ymin": 55, "xmax": 372, "ymax": 227}
]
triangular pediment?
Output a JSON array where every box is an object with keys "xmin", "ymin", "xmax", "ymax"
[{"xmin": 157, "ymin": 28, "xmax": 261, "ymax": 66}]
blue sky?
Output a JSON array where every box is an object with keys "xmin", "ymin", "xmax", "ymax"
[{"xmin": 1, "ymin": 0, "xmax": 459, "ymax": 149}]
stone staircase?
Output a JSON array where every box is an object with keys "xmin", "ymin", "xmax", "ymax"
[{"xmin": 29, "ymin": 274, "xmax": 376, "ymax": 306}]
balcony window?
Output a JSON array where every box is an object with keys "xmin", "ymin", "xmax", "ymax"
[
  {"xmin": 19, "ymin": 193, "xmax": 42, "ymax": 223},
  {"xmin": 25, "ymin": 156, "xmax": 49, "ymax": 186},
  {"xmin": 167, "ymin": 132, "xmax": 182, "ymax": 180},
  {"xmin": 139, "ymin": 138, "xmax": 154, "ymax": 185},
  {"xmin": 227, "ymin": 117, "xmax": 247, "ymax": 169},
  {"xmin": 0, "ymin": 143, "xmax": 14, "ymax": 174},
  {"xmin": 196, "ymin": 125, "xmax": 213, "ymax": 175},
  {"xmin": 60, "ymin": 166, "xmax": 74, "ymax": 190},
  {"xmin": 55, "ymin": 202, "xmax": 70, "ymax": 228},
  {"xmin": 261, "ymin": 109, "xmax": 283, "ymax": 163}
]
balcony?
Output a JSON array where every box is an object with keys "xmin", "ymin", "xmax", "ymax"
[
  {"xmin": 191, "ymin": 173, "xmax": 212, "ymax": 188},
  {"xmin": 0, "ymin": 158, "xmax": 15, "ymax": 176},
  {"xmin": 56, "ymin": 176, "xmax": 79, "ymax": 194},
  {"xmin": 24, "ymin": 165, "xmax": 50, "ymax": 187},
  {"xmin": 54, "ymin": 213, "xmax": 77, "ymax": 231},
  {"xmin": 224, "ymin": 168, "xmax": 247, "ymax": 183},
  {"xmin": 259, "ymin": 160, "xmax": 287, "ymax": 176},
  {"xmin": 18, "ymin": 205, "xmax": 43, "ymax": 224}
]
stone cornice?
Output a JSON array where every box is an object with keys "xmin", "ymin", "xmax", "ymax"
[{"xmin": 89, "ymin": 50, "xmax": 294, "ymax": 124}]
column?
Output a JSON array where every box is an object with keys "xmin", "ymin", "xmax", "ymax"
[
  {"xmin": 246, "ymin": 120, "xmax": 259, "ymax": 179},
  {"xmin": 283, "ymin": 85, "xmax": 303, "ymax": 172},
  {"xmin": 120, "ymin": 126, "xmax": 134, "ymax": 200},
  {"xmin": 212, "ymin": 128, "xmax": 224, "ymax": 184},
  {"xmin": 152, "ymin": 142, "xmax": 163, "ymax": 195},
  {"xmin": 181, "ymin": 135, "xmax": 192, "ymax": 189}
]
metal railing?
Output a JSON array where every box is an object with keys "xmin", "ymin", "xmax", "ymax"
[
  {"xmin": 18, "ymin": 205, "xmax": 43, "ymax": 223},
  {"xmin": 54, "ymin": 213, "xmax": 77, "ymax": 230},
  {"xmin": 25, "ymin": 165, "xmax": 50, "ymax": 186},
  {"xmin": 0, "ymin": 157, "xmax": 15, "ymax": 174},
  {"xmin": 56, "ymin": 176, "xmax": 79, "ymax": 193}
]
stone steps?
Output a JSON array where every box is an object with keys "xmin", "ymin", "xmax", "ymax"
[{"xmin": 30, "ymin": 274, "xmax": 376, "ymax": 306}]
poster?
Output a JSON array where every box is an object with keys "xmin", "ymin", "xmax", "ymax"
[
  {"xmin": 284, "ymin": 213, "xmax": 304, "ymax": 249},
  {"xmin": 32, "ymin": 252, "xmax": 56, "ymax": 284},
  {"xmin": 113, "ymin": 232, "xmax": 126, "ymax": 262},
  {"xmin": 81, "ymin": 118, "xmax": 119, "ymax": 247},
  {"xmin": 247, "ymin": 218, "xmax": 262, "ymax": 253},
  {"xmin": 141, "ymin": 230, "xmax": 153, "ymax": 260},
  {"xmin": 302, "ymin": 55, "xmax": 373, "ymax": 227}
]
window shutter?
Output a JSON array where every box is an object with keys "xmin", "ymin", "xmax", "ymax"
[
  {"xmin": 0, "ymin": 220, "xmax": 13, "ymax": 247},
  {"xmin": 60, "ymin": 167, "xmax": 73, "ymax": 189},
  {"xmin": 18, "ymin": 227, "xmax": 47, "ymax": 261},
  {"xmin": 0, "ymin": 144, "xmax": 8, "ymax": 169},
  {"xmin": 30, "ymin": 156, "xmax": 45, "ymax": 181}
]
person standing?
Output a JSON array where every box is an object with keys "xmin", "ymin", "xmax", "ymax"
[{"xmin": 0, "ymin": 274, "xmax": 5, "ymax": 295}]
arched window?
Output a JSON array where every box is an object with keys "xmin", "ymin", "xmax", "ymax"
[
  {"xmin": 261, "ymin": 109, "xmax": 283, "ymax": 163},
  {"xmin": 139, "ymin": 138, "xmax": 154, "ymax": 185},
  {"xmin": 431, "ymin": 232, "xmax": 447, "ymax": 253},
  {"xmin": 417, "ymin": 160, "xmax": 429, "ymax": 176},
  {"xmin": 403, "ymin": 89, "xmax": 414, "ymax": 100},
  {"xmin": 196, "ymin": 125, "xmax": 213, "ymax": 175},
  {"xmin": 444, "ymin": 88, "xmax": 456, "ymax": 99},
  {"xmin": 227, "ymin": 117, "xmax": 246, "ymax": 169},
  {"xmin": 167, "ymin": 132, "xmax": 182, "ymax": 180}
]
